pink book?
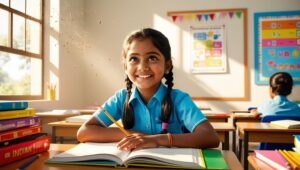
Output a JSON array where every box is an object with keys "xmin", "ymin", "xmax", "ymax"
[{"xmin": 254, "ymin": 150, "xmax": 290, "ymax": 170}]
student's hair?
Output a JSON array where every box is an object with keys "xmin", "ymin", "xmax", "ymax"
[
  {"xmin": 269, "ymin": 72, "xmax": 293, "ymax": 96},
  {"xmin": 121, "ymin": 28, "xmax": 173, "ymax": 132}
]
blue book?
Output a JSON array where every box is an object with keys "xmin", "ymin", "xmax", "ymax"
[{"xmin": 0, "ymin": 101, "xmax": 28, "ymax": 111}]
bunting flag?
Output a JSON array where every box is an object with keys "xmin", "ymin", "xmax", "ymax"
[
  {"xmin": 169, "ymin": 10, "xmax": 243, "ymax": 23},
  {"xmin": 204, "ymin": 14, "xmax": 209, "ymax": 21},
  {"xmin": 196, "ymin": 14, "xmax": 202, "ymax": 21},
  {"xmin": 236, "ymin": 11, "xmax": 242, "ymax": 18},
  {"xmin": 172, "ymin": 15, "xmax": 177, "ymax": 22},
  {"xmin": 209, "ymin": 13, "xmax": 215, "ymax": 20},
  {"xmin": 228, "ymin": 12, "xmax": 234, "ymax": 18}
]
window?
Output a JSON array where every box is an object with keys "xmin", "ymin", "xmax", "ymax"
[{"xmin": 0, "ymin": 0, "xmax": 43, "ymax": 100}]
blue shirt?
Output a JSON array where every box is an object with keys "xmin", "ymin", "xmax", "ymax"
[
  {"xmin": 258, "ymin": 95, "xmax": 300, "ymax": 116},
  {"xmin": 95, "ymin": 83, "xmax": 207, "ymax": 134}
]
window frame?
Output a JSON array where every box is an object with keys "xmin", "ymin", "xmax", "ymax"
[{"xmin": 0, "ymin": 0, "xmax": 44, "ymax": 100}]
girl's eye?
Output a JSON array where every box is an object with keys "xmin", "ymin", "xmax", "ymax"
[
  {"xmin": 148, "ymin": 55, "xmax": 158, "ymax": 62},
  {"xmin": 128, "ymin": 56, "xmax": 138, "ymax": 63}
]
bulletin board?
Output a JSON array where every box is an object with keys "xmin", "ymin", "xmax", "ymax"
[
  {"xmin": 167, "ymin": 8, "xmax": 248, "ymax": 101},
  {"xmin": 254, "ymin": 10, "xmax": 300, "ymax": 85}
]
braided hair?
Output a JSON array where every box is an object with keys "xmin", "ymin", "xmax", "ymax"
[
  {"xmin": 121, "ymin": 28, "xmax": 174, "ymax": 132},
  {"xmin": 269, "ymin": 72, "xmax": 293, "ymax": 96}
]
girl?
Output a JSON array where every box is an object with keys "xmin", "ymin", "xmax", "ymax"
[
  {"xmin": 77, "ymin": 28, "xmax": 219, "ymax": 150},
  {"xmin": 251, "ymin": 72, "xmax": 300, "ymax": 117}
]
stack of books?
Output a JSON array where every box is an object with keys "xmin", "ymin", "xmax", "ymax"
[
  {"xmin": 254, "ymin": 149, "xmax": 300, "ymax": 169},
  {"xmin": 0, "ymin": 101, "xmax": 50, "ymax": 166}
]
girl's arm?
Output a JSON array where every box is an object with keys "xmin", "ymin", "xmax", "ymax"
[
  {"xmin": 77, "ymin": 116, "xmax": 143, "ymax": 143},
  {"xmin": 117, "ymin": 120, "xmax": 220, "ymax": 150}
]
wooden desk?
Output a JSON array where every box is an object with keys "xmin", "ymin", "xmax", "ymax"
[
  {"xmin": 48, "ymin": 121, "xmax": 234, "ymax": 150},
  {"xmin": 1, "ymin": 144, "xmax": 243, "ymax": 170},
  {"xmin": 211, "ymin": 122, "xmax": 235, "ymax": 150},
  {"xmin": 236, "ymin": 122, "xmax": 300, "ymax": 170},
  {"xmin": 248, "ymin": 154, "xmax": 273, "ymax": 170},
  {"xmin": 48, "ymin": 121, "xmax": 82, "ymax": 143},
  {"xmin": 205, "ymin": 113, "xmax": 230, "ymax": 122},
  {"xmin": 231, "ymin": 114, "xmax": 261, "ymax": 154}
]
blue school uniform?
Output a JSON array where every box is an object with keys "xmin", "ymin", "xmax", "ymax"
[
  {"xmin": 95, "ymin": 83, "xmax": 207, "ymax": 134},
  {"xmin": 257, "ymin": 95, "xmax": 300, "ymax": 116}
]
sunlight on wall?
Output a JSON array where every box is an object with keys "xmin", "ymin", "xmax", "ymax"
[
  {"xmin": 153, "ymin": 14, "xmax": 181, "ymax": 69},
  {"xmin": 49, "ymin": 36, "xmax": 59, "ymax": 68},
  {"xmin": 50, "ymin": 0, "xmax": 59, "ymax": 32},
  {"xmin": 48, "ymin": 0, "xmax": 60, "ymax": 100}
]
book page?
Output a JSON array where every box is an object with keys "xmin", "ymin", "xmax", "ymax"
[
  {"xmin": 125, "ymin": 147, "xmax": 205, "ymax": 168},
  {"xmin": 48, "ymin": 142, "xmax": 130, "ymax": 165}
]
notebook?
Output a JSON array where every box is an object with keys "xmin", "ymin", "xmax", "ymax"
[
  {"xmin": 270, "ymin": 120, "xmax": 300, "ymax": 129},
  {"xmin": 254, "ymin": 150, "xmax": 289, "ymax": 170}
]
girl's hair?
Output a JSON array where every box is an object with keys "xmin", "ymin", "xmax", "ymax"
[
  {"xmin": 122, "ymin": 28, "xmax": 173, "ymax": 132},
  {"xmin": 269, "ymin": 72, "xmax": 293, "ymax": 96}
]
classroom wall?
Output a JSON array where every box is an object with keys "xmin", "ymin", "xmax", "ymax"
[{"xmin": 30, "ymin": 0, "xmax": 300, "ymax": 112}]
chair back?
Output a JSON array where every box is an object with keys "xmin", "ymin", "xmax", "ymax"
[{"xmin": 261, "ymin": 115, "xmax": 300, "ymax": 122}]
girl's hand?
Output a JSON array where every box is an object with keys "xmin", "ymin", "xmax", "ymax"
[{"xmin": 117, "ymin": 133, "xmax": 158, "ymax": 151}]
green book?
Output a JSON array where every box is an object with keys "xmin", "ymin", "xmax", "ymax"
[{"xmin": 203, "ymin": 149, "xmax": 228, "ymax": 169}]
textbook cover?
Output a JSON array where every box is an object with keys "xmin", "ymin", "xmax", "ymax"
[
  {"xmin": 0, "ymin": 108, "xmax": 36, "ymax": 120},
  {"xmin": 0, "ymin": 125, "xmax": 42, "ymax": 142},
  {"xmin": 0, "ymin": 101, "xmax": 28, "ymax": 111},
  {"xmin": 0, "ymin": 135, "xmax": 50, "ymax": 166},
  {"xmin": 0, "ymin": 116, "xmax": 40, "ymax": 132}
]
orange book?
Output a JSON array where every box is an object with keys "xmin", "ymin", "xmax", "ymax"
[
  {"xmin": 0, "ymin": 125, "xmax": 42, "ymax": 142},
  {"xmin": 0, "ymin": 135, "xmax": 50, "ymax": 166}
]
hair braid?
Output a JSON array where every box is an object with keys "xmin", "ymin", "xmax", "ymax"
[
  {"xmin": 122, "ymin": 76, "xmax": 134, "ymax": 129},
  {"xmin": 161, "ymin": 66, "xmax": 174, "ymax": 133}
]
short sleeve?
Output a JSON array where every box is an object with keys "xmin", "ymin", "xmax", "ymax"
[
  {"xmin": 172, "ymin": 91, "xmax": 207, "ymax": 132},
  {"xmin": 94, "ymin": 89, "xmax": 126, "ymax": 127}
]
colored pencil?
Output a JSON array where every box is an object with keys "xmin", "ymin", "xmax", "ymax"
[{"xmin": 100, "ymin": 106, "xmax": 129, "ymax": 136}]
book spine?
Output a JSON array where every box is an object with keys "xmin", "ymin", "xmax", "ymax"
[
  {"xmin": 0, "ymin": 116, "xmax": 40, "ymax": 132},
  {"xmin": 0, "ymin": 125, "xmax": 42, "ymax": 142},
  {"xmin": 0, "ymin": 108, "xmax": 36, "ymax": 120},
  {"xmin": 0, "ymin": 101, "xmax": 28, "ymax": 111},
  {"xmin": 0, "ymin": 135, "xmax": 50, "ymax": 166}
]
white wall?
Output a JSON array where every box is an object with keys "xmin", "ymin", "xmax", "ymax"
[{"xmin": 31, "ymin": 0, "xmax": 300, "ymax": 112}]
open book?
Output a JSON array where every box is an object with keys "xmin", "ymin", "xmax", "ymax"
[
  {"xmin": 270, "ymin": 119, "xmax": 300, "ymax": 129},
  {"xmin": 46, "ymin": 142, "xmax": 228, "ymax": 169}
]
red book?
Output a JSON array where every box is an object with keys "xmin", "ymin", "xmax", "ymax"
[
  {"xmin": 254, "ymin": 150, "xmax": 290, "ymax": 170},
  {"xmin": 0, "ymin": 125, "xmax": 42, "ymax": 142},
  {"xmin": 0, "ymin": 135, "xmax": 50, "ymax": 166}
]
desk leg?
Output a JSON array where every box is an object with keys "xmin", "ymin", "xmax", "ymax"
[
  {"xmin": 224, "ymin": 132, "xmax": 229, "ymax": 150},
  {"xmin": 238, "ymin": 139, "xmax": 242, "ymax": 160},
  {"xmin": 51, "ymin": 127, "xmax": 56, "ymax": 143},
  {"xmin": 232, "ymin": 130, "xmax": 236, "ymax": 153},
  {"xmin": 243, "ymin": 132, "xmax": 248, "ymax": 170}
]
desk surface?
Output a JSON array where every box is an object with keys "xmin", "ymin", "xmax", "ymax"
[
  {"xmin": 236, "ymin": 122, "xmax": 300, "ymax": 132},
  {"xmin": 2, "ymin": 144, "xmax": 243, "ymax": 170}
]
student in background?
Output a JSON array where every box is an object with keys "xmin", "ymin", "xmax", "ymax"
[
  {"xmin": 77, "ymin": 28, "xmax": 219, "ymax": 150},
  {"xmin": 251, "ymin": 72, "xmax": 300, "ymax": 117}
]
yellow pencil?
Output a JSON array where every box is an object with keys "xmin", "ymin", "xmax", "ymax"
[
  {"xmin": 285, "ymin": 151, "xmax": 300, "ymax": 167},
  {"xmin": 279, "ymin": 150, "xmax": 297, "ymax": 169},
  {"xmin": 100, "ymin": 106, "xmax": 129, "ymax": 136}
]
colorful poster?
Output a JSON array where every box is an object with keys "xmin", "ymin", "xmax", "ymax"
[
  {"xmin": 190, "ymin": 26, "xmax": 227, "ymax": 73},
  {"xmin": 254, "ymin": 11, "xmax": 300, "ymax": 84}
]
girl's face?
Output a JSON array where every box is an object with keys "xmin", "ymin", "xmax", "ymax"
[{"xmin": 124, "ymin": 39, "xmax": 170, "ymax": 93}]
